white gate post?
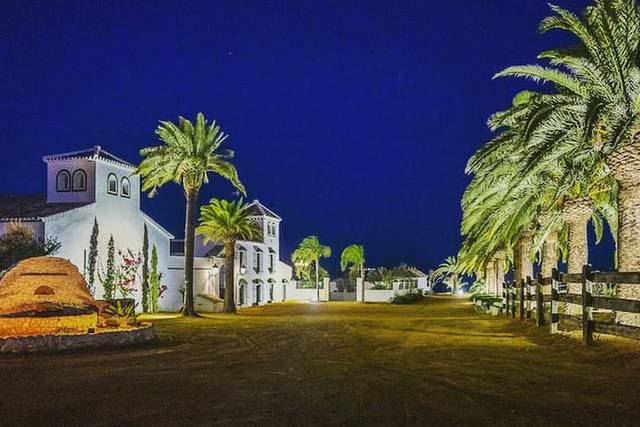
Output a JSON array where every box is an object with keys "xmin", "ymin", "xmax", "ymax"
[
  {"xmin": 356, "ymin": 278, "xmax": 364, "ymax": 302},
  {"xmin": 321, "ymin": 278, "xmax": 330, "ymax": 301}
]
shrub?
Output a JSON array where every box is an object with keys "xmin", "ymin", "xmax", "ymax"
[
  {"xmin": 0, "ymin": 222, "xmax": 60, "ymax": 271},
  {"xmin": 390, "ymin": 290, "xmax": 425, "ymax": 304},
  {"xmin": 471, "ymin": 294, "xmax": 503, "ymax": 314}
]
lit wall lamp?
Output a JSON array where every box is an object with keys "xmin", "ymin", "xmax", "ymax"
[{"xmin": 240, "ymin": 265, "xmax": 247, "ymax": 275}]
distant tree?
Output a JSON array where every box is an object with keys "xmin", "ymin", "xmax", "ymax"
[
  {"xmin": 135, "ymin": 113, "xmax": 245, "ymax": 317},
  {"xmin": 292, "ymin": 236, "xmax": 331, "ymax": 302},
  {"xmin": 432, "ymin": 256, "xmax": 466, "ymax": 295},
  {"xmin": 87, "ymin": 218, "xmax": 99, "ymax": 296},
  {"xmin": 196, "ymin": 198, "xmax": 262, "ymax": 313},
  {"xmin": 0, "ymin": 222, "xmax": 60, "ymax": 271},
  {"xmin": 340, "ymin": 244, "xmax": 365, "ymax": 302},
  {"xmin": 141, "ymin": 224, "xmax": 150, "ymax": 312},
  {"xmin": 100, "ymin": 235, "xmax": 116, "ymax": 300},
  {"xmin": 149, "ymin": 244, "xmax": 161, "ymax": 313}
]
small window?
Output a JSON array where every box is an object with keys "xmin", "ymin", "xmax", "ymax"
[
  {"xmin": 56, "ymin": 170, "xmax": 71, "ymax": 192},
  {"xmin": 269, "ymin": 253, "xmax": 274, "ymax": 271},
  {"xmin": 72, "ymin": 170, "xmax": 87, "ymax": 191},
  {"xmin": 121, "ymin": 177, "xmax": 131, "ymax": 198},
  {"xmin": 107, "ymin": 173, "xmax": 118, "ymax": 195}
]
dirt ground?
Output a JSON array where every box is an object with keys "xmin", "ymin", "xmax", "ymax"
[{"xmin": 1, "ymin": 296, "xmax": 639, "ymax": 426}]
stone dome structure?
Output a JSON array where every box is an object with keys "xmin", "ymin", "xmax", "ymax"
[{"xmin": 0, "ymin": 257, "xmax": 98, "ymax": 336}]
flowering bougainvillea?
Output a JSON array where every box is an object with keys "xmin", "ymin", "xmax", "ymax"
[{"xmin": 114, "ymin": 249, "xmax": 142, "ymax": 299}]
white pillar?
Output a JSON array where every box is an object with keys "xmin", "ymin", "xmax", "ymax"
[
  {"xmin": 356, "ymin": 278, "xmax": 364, "ymax": 302},
  {"xmin": 321, "ymin": 278, "xmax": 330, "ymax": 301}
]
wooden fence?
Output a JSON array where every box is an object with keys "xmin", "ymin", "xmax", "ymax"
[{"xmin": 502, "ymin": 265, "xmax": 640, "ymax": 346}]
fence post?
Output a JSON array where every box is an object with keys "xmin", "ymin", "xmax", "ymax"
[
  {"xmin": 582, "ymin": 264, "xmax": 594, "ymax": 346},
  {"xmin": 511, "ymin": 281, "xmax": 516, "ymax": 319},
  {"xmin": 519, "ymin": 279, "xmax": 525, "ymax": 320},
  {"xmin": 505, "ymin": 282, "xmax": 510, "ymax": 316},
  {"xmin": 525, "ymin": 277, "xmax": 533, "ymax": 320},
  {"xmin": 551, "ymin": 268, "xmax": 559, "ymax": 334},
  {"xmin": 536, "ymin": 273, "xmax": 545, "ymax": 327},
  {"xmin": 502, "ymin": 282, "xmax": 507, "ymax": 315}
]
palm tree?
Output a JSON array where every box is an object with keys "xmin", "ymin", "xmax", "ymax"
[
  {"xmin": 340, "ymin": 244, "xmax": 365, "ymax": 302},
  {"xmin": 433, "ymin": 256, "xmax": 465, "ymax": 295},
  {"xmin": 196, "ymin": 198, "xmax": 261, "ymax": 313},
  {"xmin": 291, "ymin": 236, "xmax": 331, "ymax": 302},
  {"xmin": 135, "ymin": 113, "xmax": 245, "ymax": 316},
  {"xmin": 493, "ymin": 1, "xmax": 639, "ymax": 272}
]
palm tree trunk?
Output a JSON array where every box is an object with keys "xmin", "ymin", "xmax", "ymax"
[
  {"xmin": 223, "ymin": 242, "xmax": 236, "ymax": 313},
  {"xmin": 617, "ymin": 183, "xmax": 640, "ymax": 271},
  {"xmin": 540, "ymin": 229, "xmax": 559, "ymax": 278},
  {"xmin": 608, "ymin": 141, "xmax": 640, "ymax": 325},
  {"xmin": 563, "ymin": 198, "xmax": 591, "ymax": 317},
  {"xmin": 485, "ymin": 261, "xmax": 495, "ymax": 296},
  {"xmin": 315, "ymin": 259, "xmax": 320, "ymax": 302},
  {"xmin": 514, "ymin": 232, "xmax": 533, "ymax": 282},
  {"xmin": 563, "ymin": 198, "xmax": 591, "ymax": 274},
  {"xmin": 495, "ymin": 251, "xmax": 505, "ymax": 297},
  {"xmin": 182, "ymin": 188, "xmax": 199, "ymax": 317}
]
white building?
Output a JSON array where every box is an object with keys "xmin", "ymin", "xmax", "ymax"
[{"xmin": 0, "ymin": 146, "xmax": 293, "ymax": 312}]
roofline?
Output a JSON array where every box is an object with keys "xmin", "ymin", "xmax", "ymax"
[
  {"xmin": 246, "ymin": 200, "xmax": 282, "ymax": 220},
  {"xmin": 140, "ymin": 212, "xmax": 175, "ymax": 239},
  {"xmin": 0, "ymin": 202, "xmax": 90, "ymax": 222},
  {"xmin": 43, "ymin": 146, "xmax": 135, "ymax": 170}
]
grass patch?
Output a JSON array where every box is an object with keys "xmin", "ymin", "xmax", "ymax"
[{"xmin": 0, "ymin": 296, "xmax": 639, "ymax": 426}]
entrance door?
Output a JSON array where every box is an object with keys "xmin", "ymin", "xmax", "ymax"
[{"xmin": 255, "ymin": 285, "xmax": 261, "ymax": 305}]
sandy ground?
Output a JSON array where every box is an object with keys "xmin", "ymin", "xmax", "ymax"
[{"xmin": 0, "ymin": 296, "xmax": 639, "ymax": 426}]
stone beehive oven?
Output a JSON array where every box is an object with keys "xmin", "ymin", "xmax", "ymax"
[{"xmin": 0, "ymin": 257, "xmax": 98, "ymax": 336}]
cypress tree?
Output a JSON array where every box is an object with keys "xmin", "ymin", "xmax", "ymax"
[
  {"xmin": 87, "ymin": 218, "xmax": 99, "ymax": 296},
  {"xmin": 150, "ymin": 244, "xmax": 160, "ymax": 313},
  {"xmin": 102, "ymin": 235, "xmax": 116, "ymax": 300},
  {"xmin": 141, "ymin": 224, "xmax": 150, "ymax": 312}
]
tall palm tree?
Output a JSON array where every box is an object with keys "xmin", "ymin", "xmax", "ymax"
[
  {"xmin": 340, "ymin": 244, "xmax": 365, "ymax": 302},
  {"xmin": 291, "ymin": 236, "xmax": 331, "ymax": 302},
  {"xmin": 136, "ymin": 113, "xmax": 245, "ymax": 316},
  {"xmin": 494, "ymin": 0, "xmax": 639, "ymax": 272},
  {"xmin": 433, "ymin": 256, "xmax": 465, "ymax": 295},
  {"xmin": 196, "ymin": 198, "xmax": 261, "ymax": 313}
]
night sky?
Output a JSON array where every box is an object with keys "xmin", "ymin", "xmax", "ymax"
[{"xmin": 3, "ymin": 0, "xmax": 614, "ymax": 275}]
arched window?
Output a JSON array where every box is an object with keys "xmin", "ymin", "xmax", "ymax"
[
  {"xmin": 121, "ymin": 177, "xmax": 131, "ymax": 198},
  {"xmin": 72, "ymin": 169, "xmax": 87, "ymax": 191},
  {"xmin": 107, "ymin": 173, "xmax": 118, "ymax": 195},
  {"xmin": 56, "ymin": 170, "xmax": 71, "ymax": 192}
]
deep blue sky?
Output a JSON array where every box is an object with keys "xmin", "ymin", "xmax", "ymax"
[{"xmin": 3, "ymin": 0, "xmax": 614, "ymax": 274}]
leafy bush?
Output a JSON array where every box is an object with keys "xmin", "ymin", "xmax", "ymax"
[
  {"xmin": 105, "ymin": 299, "xmax": 139, "ymax": 327},
  {"xmin": 470, "ymin": 279, "xmax": 486, "ymax": 296},
  {"xmin": 471, "ymin": 294, "xmax": 503, "ymax": 314},
  {"xmin": 0, "ymin": 222, "xmax": 61, "ymax": 271},
  {"xmin": 390, "ymin": 290, "xmax": 425, "ymax": 304}
]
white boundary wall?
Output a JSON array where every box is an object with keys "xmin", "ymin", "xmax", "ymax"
[
  {"xmin": 356, "ymin": 279, "xmax": 412, "ymax": 303},
  {"xmin": 284, "ymin": 278, "xmax": 329, "ymax": 302}
]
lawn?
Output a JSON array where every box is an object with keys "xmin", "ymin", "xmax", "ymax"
[{"xmin": 1, "ymin": 296, "xmax": 639, "ymax": 426}]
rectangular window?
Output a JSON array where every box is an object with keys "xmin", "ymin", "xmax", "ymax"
[
  {"xmin": 238, "ymin": 250, "xmax": 246, "ymax": 268},
  {"xmin": 270, "ymin": 254, "xmax": 274, "ymax": 271}
]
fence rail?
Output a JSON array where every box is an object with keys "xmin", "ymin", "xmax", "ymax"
[{"xmin": 501, "ymin": 265, "xmax": 640, "ymax": 346}]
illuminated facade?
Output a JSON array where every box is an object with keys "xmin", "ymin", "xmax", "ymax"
[{"xmin": 0, "ymin": 147, "xmax": 292, "ymax": 312}]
